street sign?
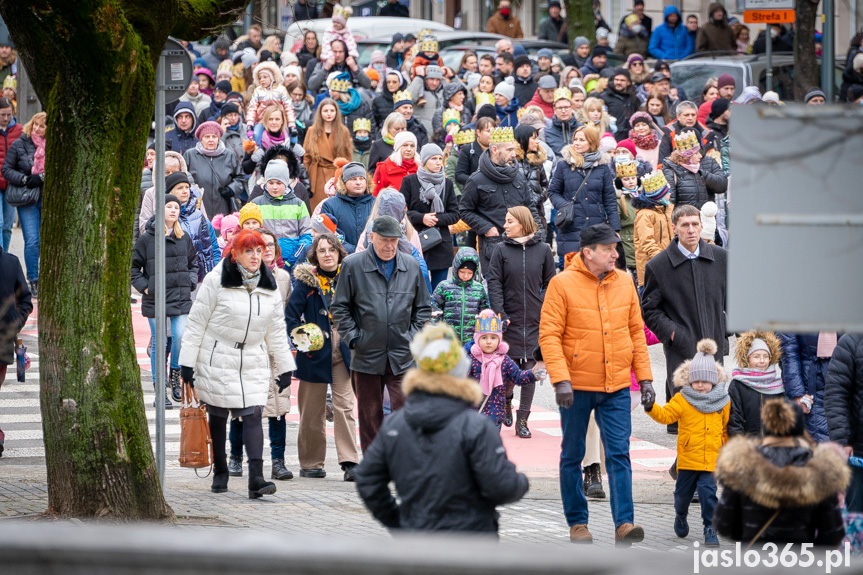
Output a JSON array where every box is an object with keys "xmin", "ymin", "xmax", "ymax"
[
  {"xmin": 157, "ymin": 37, "xmax": 194, "ymax": 106},
  {"xmin": 744, "ymin": 0, "xmax": 795, "ymax": 23}
]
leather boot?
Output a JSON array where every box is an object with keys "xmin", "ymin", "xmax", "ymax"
[
  {"xmin": 569, "ymin": 524, "xmax": 593, "ymax": 544},
  {"xmin": 248, "ymin": 459, "xmax": 277, "ymax": 499},
  {"xmin": 152, "ymin": 383, "xmax": 172, "ymax": 410},
  {"xmin": 515, "ymin": 410, "xmax": 531, "ymax": 438},
  {"xmin": 211, "ymin": 455, "xmax": 229, "ymax": 493},
  {"xmin": 503, "ymin": 399, "xmax": 514, "ymax": 427},
  {"xmin": 585, "ymin": 463, "xmax": 606, "ymax": 499},
  {"xmin": 228, "ymin": 454, "xmax": 243, "ymax": 477},
  {"xmin": 271, "ymin": 458, "xmax": 294, "ymax": 480},
  {"xmin": 615, "ymin": 523, "xmax": 644, "ymax": 547},
  {"xmin": 169, "ymin": 368, "xmax": 182, "ymax": 402}
]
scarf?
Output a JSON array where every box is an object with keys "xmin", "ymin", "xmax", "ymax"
[
  {"xmin": 817, "ymin": 332, "xmax": 838, "ymax": 358},
  {"xmin": 353, "ymin": 136, "xmax": 372, "ymax": 152},
  {"xmin": 732, "ymin": 366, "xmax": 785, "ymax": 395},
  {"xmin": 382, "ymin": 132, "xmax": 395, "ymax": 146},
  {"xmin": 470, "ymin": 339, "xmax": 510, "ymax": 397},
  {"xmin": 261, "ymin": 128, "xmax": 287, "ymax": 150},
  {"xmin": 416, "ymin": 167, "xmax": 445, "ymax": 212},
  {"xmin": 31, "ymin": 132, "xmax": 46, "ymax": 175},
  {"xmin": 317, "ymin": 265, "xmax": 339, "ymax": 309},
  {"xmin": 337, "ymin": 89, "xmax": 363, "ymax": 116},
  {"xmin": 478, "ymin": 150, "xmax": 518, "ymax": 183},
  {"xmin": 681, "ymin": 382, "xmax": 730, "ymax": 414},
  {"xmin": 681, "ymin": 161, "xmax": 701, "ymax": 174},
  {"xmin": 238, "ymin": 263, "xmax": 261, "ymax": 293},
  {"xmin": 579, "ymin": 150, "xmax": 603, "ymax": 169},
  {"xmin": 630, "ymin": 130, "xmax": 658, "ymax": 150},
  {"xmin": 449, "ymin": 102, "xmax": 464, "ymax": 112},
  {"xmin": 636, "ymin": 190, "xmax": 668, "ymax": 207},
  {"xmin": 195, "ymin": 140, "xmax": 226, "ymax": 158}
]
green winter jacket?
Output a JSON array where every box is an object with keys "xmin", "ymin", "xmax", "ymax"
[{"xmin": 431, "ymin": 248, "xmax": 489, "ymax": 343}]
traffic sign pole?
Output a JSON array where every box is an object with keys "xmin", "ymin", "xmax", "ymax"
[{"xmin": 822, "ymin": 0, "xmax": 835, "ymax": 101}]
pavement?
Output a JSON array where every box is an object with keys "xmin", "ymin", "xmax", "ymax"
[{"xmin": 1, "ymin": 226, "xmax": 731, "ymax": 552}]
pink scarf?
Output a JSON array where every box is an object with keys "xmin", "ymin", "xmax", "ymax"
[
  {"xmin": 470, "ymin": 340, "xmax": 509, "ymax": 397},
  {"xmin": 31, "ymin": 132, "xmax": 46, "ymax": 175},
  {"xmin": 261, "ymin": 129, "xmax": 286, "ymax": 150}
]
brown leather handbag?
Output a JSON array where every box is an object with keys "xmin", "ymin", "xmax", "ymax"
[{"xmin": 178, "ymin": 382, "xmax": 212, "ymax": 475}]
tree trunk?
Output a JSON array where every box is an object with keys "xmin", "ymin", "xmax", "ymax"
[
  {"xmin": 564, "ymin": 0, "xmax": 594, "ymax": 45},
  {"xmin": 795, "ymin": 0, "xmax": 821, "ymax": 99},
  {"xmin": 0, "ymin": 0, "xmax": 249, "ymax": 519}
]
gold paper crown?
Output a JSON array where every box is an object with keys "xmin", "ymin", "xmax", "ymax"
[
  {"xmin": 554, "ymin": 87, "xmax": 572, "ymax": 102},
  {"xmin": 329, "ymin": 77, "xmax": 352, "ymax": 93},
  {"xmin": 475, "ymin": 310, "xmax": 504, "ymax": 335},
  {"xmin": 420, "ymin": 38, "xmax": 439, "ymax": 54},
  {"xmin": 332, "ymin": 4, "xmax": 351, "ymax": 20},
  {"xmin": 453, "ymin": 129, "xmax": 475, "ymax": 145},
  {"xmin": 516, "ymin": 107, "xmax": 528, "ymax": 119},
  {"xmin": 642, "ymin": 170, "xmax": 669, "ymax": 193},
  {"xmin": 442, "ymin": 108, "xmax": 461, "ymax": 127},
  {"xmin": 393, "ymin": 90, "xmax": 413, "ymax": 107},
  {"xmin": 489, "ymin": 126, "xmax": 515, "ymax": 145},
  {"xmin": 674, "ymin": 131, "xmax": 700, "ymax": 152},
  {"xmin": 476, "ymin": 92, "xmax": 495, "ymax": 108},
  {"xmin": 352, "ymin": 118, "xmax": 371, "ymax": 132},
  {"xmin": 615, "ymin": 160, "xmax": 638, "ymax": 178},
  {"xmin": 417, "ymin": 28, "xmax": 433, "ymax": 40},
  {"xmin": 409, "ymin": 44, "xmax": 420, "ymax": 58}
]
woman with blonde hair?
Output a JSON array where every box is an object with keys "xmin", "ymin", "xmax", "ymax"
[
  {"xmin": 575, "ymin": 97, "xmax": 614, "ymax": 135},
  {"xmin": 303, "ymin": 98, "xmax": 353, "ymax": 211}
]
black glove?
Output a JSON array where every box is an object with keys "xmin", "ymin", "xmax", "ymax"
[
  {"xmin": 180, "ymin": 366, "xmax": 195, "ymax": 388},
  {"xmin": 219, "ymin": 186, "xmax": 234, "ymax": 199},
  {"xmin": 554, "ymin": 381, "xmax": 574, "ymax": 409},
  {"xmin": 25, "ymin": 174, "xmax": 43, "ymax": 188},
  {"xmin": 640, "ymin": 380, "xmax": 656, "ymax": 411},
  {"xmin": 276, "ymin": 372, "xmax": 292, "ymax": 393}
]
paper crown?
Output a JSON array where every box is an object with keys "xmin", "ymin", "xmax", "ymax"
[
  {"xmin": 516, "ymin": 107, "xmax": 528, "ymax": 120},
  {"xmin": 2, "ymin": 76, "xmax": 15, "ymax": 90},
  {"xmin": 332, "ymin": 4, "xmax": 352, "ymax": 20},
  {"xmin": 674, "ymin": 130, "xmax": 700, "ymax": 152},
  {"xmin": 409, "ymin": 44, "xmax": 420, "ymax": 58},
  {"xmin": 291, "ymin": 323, "xmax": 325, "ymax": 353},
  {"xmin": 476, "ymin": 92, "xmax": 495, "ymax": 108},
  {"xmin": 642, "ymin": 170, "xmax": 669, "ymax": 195},
  {"xmin": 410, "ymin": 323, "xmax": 468, "ymax": 376},
  {"xmin": 420, "ymin": 38, "xmax": 439, "ymax": 54},
  {"xmin": 352, "ymin": 118, "xmax": 371, "ymax": 132},
  {"xmin": 554, "ymin": 87, "xmax": 572, "ymax": 103},
  {"xmin": 329, "ymin": 77, "xmax": 352, "ymax": 93},
  {"xmin": 417, "ymin": 28, "xmax": 433, "ymax": 40},
  {"xmin": 475, "ymin": 309, "xmax": 504, "ymax": 335},
  {"xmin": 615, "ymin": 160, "xmax": 638, "ymax": 178},
  {"xmin": 453, "ymin": 129, "xmax": 476, "ymax": 145},
  {"xmin": 393, "ymin": 90, "xmax": 413, "ymax": 108},
  {"xmin": 489, "ymin": 126, "xmax": 515, "ymax": 145},
  {"xmin": 442, "ymin": 108, "xmax": 461, "ymax": 127}
]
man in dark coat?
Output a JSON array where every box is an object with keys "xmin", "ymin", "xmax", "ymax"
[
  {"xmin": 293, "ymin": 0, "xmax": 319, "ymax": 20},
  {"xmin": 826, "ymin": 334, "xmax": 863, "ymax": 510},
  {"xmin": 378, "ymin": 0, "xmax": 409, "ymax": 18},
  {"xmin": 600, "ymin": 68, "xmax": 641, "ymax": 140},
  {"xmin": 641, "ymin": 204, "xmax": 727, "ymax": 434},
  {"xmin": 538, "ymin": 0, "xmax": 568, "ymax": 45},
  {"xmin": 356, "ymin": 324, "xmax": 528, "ymax": 533},
  {"xmin": 330, "ymin": 216, "xmax": 431, "ymax": 451},
  {"xmin": 0, "ymin": 244, "xmax": 32, "ymax": 454},
  {"xmin": 695, "ymin": 3, "xmax": 736, "ymax": 53}
]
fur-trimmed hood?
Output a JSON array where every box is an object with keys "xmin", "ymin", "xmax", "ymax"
[
  {"xmin": 253, "ymin": 61, "xmax": 283, "ymax": 86},
  {"xmin": 714, "ymin": 437, "xmax": 850, "ymax": 508},
  {"xmin": 516, "ymin": 144, "xmax": 548, "ymax": 165},
  {"xmin": 673, "ymin": 356, "xmax": 728, "ymax": 388},
  {"xmin": 735, "ymin": 331, "xmax": 782, "ymax": 368},
  {"xmin": 560, "ymin": 146, "xmax": 611, "ymax": 169},
  {"xmin": 220, "ymin": 257, "xmax": 278, "ymax": 291},
  {"xmin": 292, "ymin": 262, "xmax": 320, "ymax": 289},
  {"xmin": 402, "ymin": 367, "xmax": 483, "ymax": 405}
]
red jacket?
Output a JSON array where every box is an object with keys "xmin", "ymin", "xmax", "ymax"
[
  {"xmin": 526, "ymin": 91, "xmax": 554, "ymax": 119},
  {"xmin": 372, "ymin": 157, "xmax": 417, "ymax": 196},
  {"xmin": 0, "ymin": 122, "xmax": 23, "ymax": 190}
]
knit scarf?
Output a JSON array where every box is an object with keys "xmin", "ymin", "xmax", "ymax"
[
  {"xmin": 195, "ymin": 140, "xmax": 226, "ymax": 158},
  {"xmin": 732, "ymin": 366, "xmax": 784, "ymax": 395},
  {"xmin": 382, "ymin": 132, "xmax": 395, "ymax": 146},
  {"xmin": 317, "ymin": 266, "xmax": 339, "ymax": 309},
  {"xmin": 261, "ymin": 129, "xmax": 286, "ymax": 150},
  {"xmin": 681, "ymin": 382, "xmax": 730, "ymax": 414},
  {"xmin": 337, "ymin": 89, "xmax": 363, "ymax": 116},
  {"xmin": 31, "ymin": 132, "xmax": 46, "ymax": 175},
  {"xmin": 629, "ymin": 130, "xmax": 658, "ymax": 150},
  {"xmin": 238, "ymin": 263, "xmax": 261, "ymax": 292},
  {"xmin": 449, "ymin": 102, "xmax": 464, "ymax": 112},
  {"xmin": 637, "ymin": 189, "xmax": 669, "ymax": 207},
  {"xmin": 470, "ymin": 339, "xmax": 510, "ymax": 397},
  {"xmin": 416, "ymin": 167, "xmax": 445, "ymax": 212},
  {"xmin": 579, "ymin": 150, "xmax": 603, "ymax": 169},
  {"xmin": 478, "ymin": 150, "xmax": 518, "ymax": 183}
]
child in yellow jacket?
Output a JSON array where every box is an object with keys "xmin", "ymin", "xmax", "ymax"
[{"xmin": 644, "ymin": 339, "xmax": 729, "ymax": 547}]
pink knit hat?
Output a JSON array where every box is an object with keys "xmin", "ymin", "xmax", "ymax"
[
  {"xmin": 195, "ymin": 120, "xmax": 225, "ymax": 140},
  {"xmin": 212, "ymin": 212, "xmax": 240, "ymax": 237}
]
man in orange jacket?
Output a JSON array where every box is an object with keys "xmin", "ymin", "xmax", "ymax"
[{"xmin": 539, "ymin": 223, "xmax": 655, "ymax": 547}]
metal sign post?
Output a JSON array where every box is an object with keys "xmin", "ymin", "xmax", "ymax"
[
  {"xmin": 153, "ymin": 38, "xmax": 192, "ymax": 489},
  {"xmin": 821, "ymin": 0, "xmax": 835, "ymax": 101}
]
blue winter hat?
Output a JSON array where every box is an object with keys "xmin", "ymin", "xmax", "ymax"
[{"xmin": 537, "ymin": 48, "xmax": 554, "ymax": 60}]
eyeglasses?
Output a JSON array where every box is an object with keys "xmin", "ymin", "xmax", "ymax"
[
  {"xmin": 630, "ymin": 62, "xmax": 644, "ymax": 67},
  {"xmin": 264, "ymin": 242, "xmax": 275, "ymax": 249},
  {"xmin": 554, "ymin": 104, "xmax": 572, "ymax": 111}
]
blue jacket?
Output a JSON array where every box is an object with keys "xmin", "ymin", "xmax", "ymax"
[
  {"xmin": 545, "ymin": 115, "xmax": 580, "ymax": 158},
  {"xmin": 496, "ymin": 98, "xmax": 521, "ymax": 128},
  {"xmin": 285, "ymin": 262, "xmax": 352, "ymax": 383},
  {"xmin": 179, "ymin": 190, "xmax": 216, "ymax": 284},
  {"xmin": 320, "ymin": 191, "xmax": 375, "ymax": 254},
  {"xmin": 648, "ymin": 6, "xmax": 694, "ymax": 61},
  {"xmin": 779, "ymin": 333, "xmax": 831, "ymax": 443},
  {"xmin": 166, "ymin": 101, "xmax": 199, "ymax": 156}
]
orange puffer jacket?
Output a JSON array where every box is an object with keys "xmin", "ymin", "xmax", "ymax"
[{"xmin": 539, "ymin": 252, "xmax": 652, "ymax": 392}]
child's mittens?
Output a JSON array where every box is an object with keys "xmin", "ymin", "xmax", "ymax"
[
  {"xmin": 242, "ymin": 139, "xmax": 257, "ymax": 154},
  {"xmin": 532, "ymin": 365, "xmax": 548, "ymax": 385},
  {"xmin": 251, "ymin": 147, "xmax": 265, "ymax": 162}
]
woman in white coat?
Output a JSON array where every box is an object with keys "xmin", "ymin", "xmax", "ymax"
[{"xmin": 179, "ymin": 229, "xmax": 296, "ymax": 499}]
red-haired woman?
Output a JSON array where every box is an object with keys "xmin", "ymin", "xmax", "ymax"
[{"xmin": 179, "ymin": 229, "xmax": 296, "ymax": 499}]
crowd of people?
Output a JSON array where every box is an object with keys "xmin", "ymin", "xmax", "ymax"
[{"xmin": 1, "ymin": 10, "xmax": 863, "ymax": 550}]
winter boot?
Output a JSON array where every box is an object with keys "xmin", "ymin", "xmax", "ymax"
[
  {"xmin": 228, "ymin": 454, "xmax": 243, "ymax": 477},
  {"xmin": 169, "ymin": 368, "xmax": 183, "ymax": 403},
  {"xmin": 271, "ymin": 458, "xmax": 294, "ymax": 480},
  {"xmin": 152, "ymin": 383, "xmax": 172, "ymax": 410},
  {"xmin": 674, "ymin": 513, "xmax": 689, "ymax": 538},
  {"xmin": 503, "ymin": 399, "xmax": 514, "ymax": 427},
  {"xmin": 211, "ymin": 455, "xmax": 229, "ymax": 493},
  {"xmin": 704, "ymin": 526, "xmax": 719, "ymax": 547},
  {"xmin": 585, "ymin": 463, "xmax": 606, "ymax": 499},
  {"xmin": 515, "ymin": 410, "xmax": 532, "ymax": 438},
  {"xmin": 248, "ymin": 459, "xmax": 277, "ymax": 499},
  {"xmin": 29, "ymin": 281, "xmax": 37, "ymax": 299}
]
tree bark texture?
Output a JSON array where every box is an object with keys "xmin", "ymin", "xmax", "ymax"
[
  {"xmin": 564, "ymin": 0, "xmax": 594, "ymax": 45},
  {"xmin": 794, "ymin": 0, "xmax": 821, "ymax": 99},
  {"xmin": 0, "ymin": 0, "xmax": 249, "ymax": 519}
]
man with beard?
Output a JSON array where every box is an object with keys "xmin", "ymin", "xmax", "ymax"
[{"xmin": 601, "ymin": 69, "xmax": 640, "ymax": 140}]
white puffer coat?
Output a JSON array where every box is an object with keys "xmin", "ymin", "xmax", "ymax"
[{"xmin": 179, "ymin": 258, "xmax": 296, "ymax": 409}]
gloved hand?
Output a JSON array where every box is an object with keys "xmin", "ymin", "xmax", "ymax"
[
  {"xmin": 251, "ymin": 147, "xmax": 265, "ymax": 163},
  {"xmin": 554, "ymin": 381, "xmax": 574, "ymax": 409},
  {"xmin": 289, "ymin": 127, "xmax": 299, "ymax": 145},
  {"xmin": 25, "ymin": 174, "xmax": 43, "ymax": 188},
  {"xmin": 180, "ymin": 366, "xmax": 195, "ymax": 388},
  {"xmin": 532, "ymin": 365, "xmax": 547, "ymax": 383},
  {"xmin": 640, "ymin": 380, "xmax": 656, "ymax": 411},
  {"xmin": 276, "ymin": 372, "xmax": 292, "ymax": 393},
  {"xmin": 219, "ymin": 186, "xmax": 234, "ymax": 199}
]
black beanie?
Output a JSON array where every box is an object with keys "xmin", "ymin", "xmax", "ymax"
[
  {"xmin": 165, "ymin": 193, "xmax": 181, "ymax": 207},
  {"xmin": 458, "ymin": 260, "xmax": 477, "ymax": 272},
  {"xmin": 221, "ymin": 102, "xmax": 240, "ymax": 117},
  {"xmin": 165, "ymin": 172, "xmax": 188, "ymax": 194},
  {"xmin": 476, "ymin": 104, "xmax": 498, "ymax": 121},
  {"xmin": 711, "ymin": 98, "xmax": 730, "ymax": 119},
  {"xmin": 514, "ymin": 55, "xmax": 531, "ymax": 70},
  {"xmin": 215, "ymin": 80, "xmax": 232, "ymax": 94}
]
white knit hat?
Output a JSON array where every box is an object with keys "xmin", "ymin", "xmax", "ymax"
[
  {"xmin": 392, "ymin": 130, "xmax": 417, "ymax": 153},
  {"xmin": 493, "ymin": 76, "xmax": 515, "ymax": 102},
  {"xmin": 700, "ymin": 201, "xmax": 718, "ymax": 241}
]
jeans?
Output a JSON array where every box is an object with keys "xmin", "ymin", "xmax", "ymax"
[
  {"xmin": 674, "ymin": 470, "xmax": 717, "ymax": 527},
  {"xmin": 17, "ymin": 201, "xmax": 41, "ymax": 282},
  {"xmin": 147, "ymin": 315, "xmax": 187, "ymax": 381},
  {"xmin": 429, "ymin": 268, "xmax": 448, "ymax": 292},
  {"xmin": 560, "ymin": 388, "xmax": 633, "ymax": 528},
  {"xmin": 0, "ymin": 189, "xmax": 15, "ymax": 251}
]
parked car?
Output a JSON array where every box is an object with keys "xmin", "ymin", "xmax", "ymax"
[
  {"xmin": 440, "ymin": 42, "xmax": 623, "ymax": 73},
  {"xmin": 286, "ymin": 17, "xmax": 453, "ymax": 50}
]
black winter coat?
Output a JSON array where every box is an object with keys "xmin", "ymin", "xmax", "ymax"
[
  {"xmin": 515, "ymin": 150, "xmax": 550, "ymax": 233},
  {"xmin": 400, "ymin": 174, "xmax": 460, "ymax": 271},
  {"xmin": 406, "ymin": 117, "xmax": 429, "ymax": 150},
  {"xmin": 714, "ymin": 438, "xmax": 848, "ymax": 546},
  {"xmin": 601, "ymin": 86, "xmax": 640, "ymax": 140},
  {"xmin": 663, "ymin": 154, "xmax": 727, "ymax": 210},
  {"xmin": 355, "ymin": 369, "xmax": 529, "ymax": 533},
  {"xmin": 826, "ymin": 334, "xmax": 863, "ymax": 455},
  {"xmin": 727, "ymin": 379, "xmax": 773, "ymax": 437},
  {"xmin": 1, "ymin": 134, "xmax": 38, "ymax": 191},
  {"xmin": 486, "ymin": 234, "xmax": 555, "ymax": 362},
  {"xmin": 513, "ymin": 76, "xmax": 537, "ymax": 110},
  {"xmin": 131, "ymin": 217, "xmax": 198, "ymax": 318},
  {"xmin": 368, "ymin": 139, "xmax": 393, "ymax": 175},
  {"xmin": 0, "ymin": 246, "xmax": 32, "ymax": 365},
  {"xmin": 454, "ymin": 141, "xmax": 483, "ymax": 187}
]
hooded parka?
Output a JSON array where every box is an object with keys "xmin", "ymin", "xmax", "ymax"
[{"xmin": 131, "ymin": 216, "xmax": 198, "ymax": 318}]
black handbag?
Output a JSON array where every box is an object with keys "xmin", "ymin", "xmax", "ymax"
[
  {"xmin": 554, "ymin": 166, "xmax": 595, "ymax": 229},
  {"xmin": 5, "ymin": 182, "xmax": 40, "ymax": 207},
  {"xmin": 419, "ymin": 226, "xmax": 443, "ymax": 252}
]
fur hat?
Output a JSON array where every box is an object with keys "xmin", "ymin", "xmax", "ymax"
[
  {"xmin": 673, "ymin": 339, "xmax": 726, "ymax": 387},
  {"xmin": 238, "ymin": 203, "xmax": 263, "ymax": 228},
  {"xmin": 735, "ymin": 331, "xmax": 782, "ymax": 368},
  {"xmin": 410, "ymin": 323, "xmax": 471, "ymax": 379},
  {"xmin": 761, "ymin": 400, "xmax": 805, "ymax": 437}
]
